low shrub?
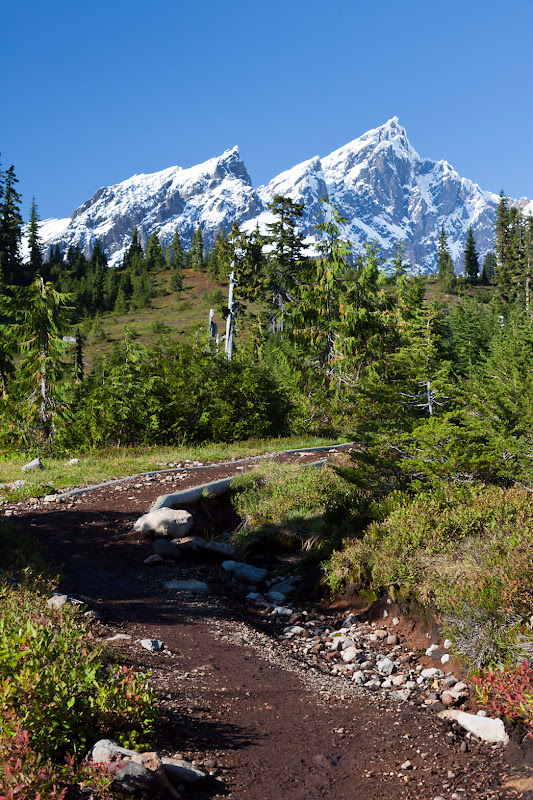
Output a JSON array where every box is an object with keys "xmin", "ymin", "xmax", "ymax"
[
  {"xmin": 323, "ymin": 483, "xmax": 533, "ymax": 667},
  {"xmin": 0, "ymin": 580, "xmax": 156, "ymax": 760},
  {"xmin": 473, "ymin": 660, "xmax": 533, "ymax": 737},
  {"xmin": 231, "ymin": 462, "xmax": 363, "ymax": 553}
]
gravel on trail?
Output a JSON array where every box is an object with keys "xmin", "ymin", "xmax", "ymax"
[{"xmin": 3, "ymin": 448, "xmax": 529, "ymax": 800}]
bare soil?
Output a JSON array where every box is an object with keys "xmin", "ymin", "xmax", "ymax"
[{"xmin": 6, "ymin": 448, "xmax": 531, "ymax": 800}]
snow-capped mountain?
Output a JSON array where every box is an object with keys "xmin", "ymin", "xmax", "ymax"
[{"xmin": 33, "ymin": 118, "xmax": 529, "ymax": 272}]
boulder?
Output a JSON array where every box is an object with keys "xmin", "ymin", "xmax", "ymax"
[
  {"xmin": 162, "ymin": 757, "xmax": 207, "ymax": 786},
  {"xmin": 133, "ymin": 508, "xmax": 193, "ymax": 539},
  {"xmin": 221, "ymin": 560, "xmax": 267, "ymax": 584},
  {"xmin": 438, "ymin": 710, "xmax": 509, "ymax": 744},
  {"xmin": 88, "ymin": 739, "xmax": 136, "ymax": 763},
  {"xmin": 174, "ymin": 535, "xmax": 206, "ymax": 553},
  {"xmin": 21, "ymin": 458, "xmax": 43, "ymax": 473},
  {"xmin": 112, "ymin": 760, "xmax": 157, "ymax": 795}
]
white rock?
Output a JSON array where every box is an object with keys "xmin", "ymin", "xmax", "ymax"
[
  {"xmin": 421, "ymin": 667, "xmax": 443, "ymax": 679},
  {"xmin": 341, "ymin": 646, "xmax": 359, "ymax": 663},
  {"xmin": 340, "ymin": 613, "xmax": 357, "ymax": 629},
  {"xmin": 21, "ymin": 458, "xmax": 43, "ymax": 473},
  {"xmin": 377, "ymin": 657, "xmax": 395, "ymax": 676},
  {"xmin": 161, "ymin": 757, "xmax": 207, "ymax": 785},
  {"xmin": 88, "ymin": 738, "xmax": 137, "ymax": 763},
  {"xmin": 106, "ymin": 634, "xmax": 132, "ymax": 642},
  {"xmin": 443, "ymin": 638, "xmax": 452, "ymax": 649},
  {"xmin": 425, "ymin": 644, "xmax": 439, "ymax": 655},
  {"xmin": 441, "ymin": 653, "xmax": 450, "ymax": 664},
  {"xmin": 140, "ymin": 639, "xmax": 164, "ymax": 652},
  {"xmin": 164, "ymin": 579, "xmax": 210, "ymax": 594},
  {"xmin": 221, "ymin": 560, "xmax": 267, "ymax": 584},
  {"xmin": 271, "ymin": 606, "xmax": 293, "ymax": 616},
  {"xmin": 67, "ymin": 458, "xmax": 80, "ymax": 466},
  {"xmin": 133, "ymin": 508, "xmax": 193, "ymax": 539},
  {"xmin": 438, "ymin": 710, "xmax": 509, "ymax": 744}
]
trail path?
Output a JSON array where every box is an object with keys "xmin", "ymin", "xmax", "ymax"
[{"xmin": 7, "ymin": 448, "xmax": 525, "ymax": 800}]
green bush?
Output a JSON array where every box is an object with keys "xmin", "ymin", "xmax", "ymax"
[
  {"xmin": 324, "ymin": 483, "xmax": 533, "ymax": 625},
  {"xmin": 231, "ymin": 462, "xmax": 363, "ymax": 553},
  {"xmin": 0, "ymin": 581, "xmax": 156, "ymax": 760}
]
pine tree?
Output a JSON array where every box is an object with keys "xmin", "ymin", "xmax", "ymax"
[
  {"xmin": 166, "ymin": 230, "xmax": 185, "ymax": 291},
  {"xmin": 480, "ymin": 252, "xmax": 496, "ymax": 285},
  {"xmin": 25, "ymin": 198, "xmax": 44, "ymax": 285},
  {"xmin": 0, "ymin": 165, "xmax": 23, "ymax": 287},
  {"xmin": 123, "ymin": 227, "xmax": 144, "ymax": 271},
  {"xmin": 74, "ymin": 328, "xmax": 84, "ymax": 384},
  {"xmin": 463, "ymin": 227, "xmax": 479, "ymax": 283},
  {"xmin": 494, "ymin": 191, "xmax": 512, "ymax": 300}
]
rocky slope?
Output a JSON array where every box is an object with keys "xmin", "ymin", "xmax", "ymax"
[{"xmin": 33, "ymin": 118, "xmax": 531, "ymax": 272}]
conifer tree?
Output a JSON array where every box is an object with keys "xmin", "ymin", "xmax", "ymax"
[
  {"xmin": 144, "ymin": 231, "xmax": 165, "ymax": 273},
  {"xmin": 264, "ymin": 195, "xmax": 306, "ymax": 332},
  {"xmin": 0, "ymin": 165, "xmax": 23, "ymax": 287},
  {"xmin": 480, "ymin": 252, "xmax": 496, "ymax": 284},
  {"xmin": 166, "ymin": 230, "xmax": 185, "ymax": 291},
  {"xmin": 123, "ymin": 228, "xmax": 144, "ymax": 272},
  {"xmin": 189, "ymin": 226, "xmax": 205, "ymax": 271},
  {"xmin": 437, "ymin": 226, "xmax": 455, "ymax": 292},
  {"xmin": 463, "ymin": 227, "xmax": 479, "ymax": 283}
]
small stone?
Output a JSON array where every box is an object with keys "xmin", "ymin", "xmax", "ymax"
[
  {"xmin": 144, "ymin": 554, "xmax": 164, "ymax": 564},
  {"xmin": 204, "ymin": 541, "xmax": 236, "ymax": 557},
  {"xmin": 421, "ymin": 668, "xmax": 443, "ymax": 679},
  {"xmin": 153, "ymin": 539, "xmax": 182, "ymax": 560},
  {"xmin": 140, "ymin": 639, "xmax": 164, "ymax": 653},
  {"xmin": 443, "ymin": 638, "xmax": 452, "ymax": 649},
  {"xmin": 162, "ymin": 757, "xmax": 207, "ymax": 785},
  {"xmin": 133, "ymin": 508, "xmax": 193, "ymax": 539},
  {"xmin": 164, "ymin": 579, "xmax": 210, "ymax": 594},
  {"xmin": 221, "ymin": 561, "xmax": 267, "ymax": 584},
  {"xmin": 46, "ymin": 594, "xmax": 70, "ymax": 610},
  {"xmin": 386, "ymin": 634, "xmax": 399, "ymax": 645},
  {"xmin": 392, "ymin": 617, "xmax": 400, "ymax": 625},
  {"xmin": 377, "ymin": 657, "xmax": 395, "ymax": 676},
  {"xmin": 106, "ymin": 634, "xmax": 132, "ymax": 642},
  {"xmin": 341, "ymin": 613, "xmax": 357, "ymax": 628},
  {"xmin": 400, "ymin": 760, "xmax": 413, "ymax": 770},
  {"xmin": 438, "ymin": 710, "xmax": 509, "ymax": 744},
  {"xmin": 441, "ymin": 654, "xmax": 450, "ymax": 664},
  {"xmin": 67, "ymin": 458, "xmax": 80, "ymax": 466},
  {"xmin": 373, "ymin": 629, "xmax": 388, "ymax": 639}
]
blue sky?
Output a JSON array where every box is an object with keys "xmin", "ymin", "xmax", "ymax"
[{"xmin": 1, "ymin": 0, "xmax": 532, "ymax": 220}]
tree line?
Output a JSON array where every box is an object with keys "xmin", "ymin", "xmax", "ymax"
[{"xmin": 1, "ymin": 155, "xmax": 533, "ymax": 473}]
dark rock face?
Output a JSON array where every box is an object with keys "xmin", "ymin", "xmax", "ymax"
[{"xmin": 35, "ymin": 119, "xmax": 529, "ymax": 272}]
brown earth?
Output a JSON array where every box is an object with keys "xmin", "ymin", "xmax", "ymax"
[{"xmin": 5, "ymin": 447, "xmax": 532, "ymax": 800}]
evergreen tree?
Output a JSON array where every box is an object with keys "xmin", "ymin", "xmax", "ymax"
[
  {"xmin": 26, "ymin": 198, "xmax": 44, "ymax": 284},
  {"xmin": 166, "ymin": 230, "xmax": 185, "ymax": 291},
  {"xmin": 144, "ymin": 231, "xmax": 165, "ymax": 273},
  {"xmin": 437, "ymin": 226, "xmax": 455, "ymax": 292},
  {"xmin": 1, "ymin": 277, "xmax": 72, "ymax": 445},
  {"xmin": 264, "ymin": 195, "xmax": 306, "ymax": 332},
  {"xmin": 74, "ymin": 328, "xmax": 84, "ymax": 384},
  {"xmin": 463, "ymin": 227, "xmax": 479, "ymax": 283},
  {"xmin": 480, "ymin": 252, "xmax": 496, "ymax": 284},
  {"xmin": 189, "ymin": 226, "xmax": 205, "ymax": 271},
  {"xmin": 0, "ymin": 165, "xmax": 23, "ymax": 287},
  {"xmin": 494, "ymin": 191, "xmax": 512, "ymax": 300},
  {"xmin": 123, "ymin": 227, "xmax": 144, "ymax": 271}
]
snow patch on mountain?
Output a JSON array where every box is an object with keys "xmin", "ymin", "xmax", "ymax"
[{"xmin": 32, "ymin": 118, "xmax": 531, "ymax": 273}]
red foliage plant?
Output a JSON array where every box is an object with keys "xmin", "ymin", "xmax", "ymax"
[{"xmin": 473, "ymin": 659, "xmax": 533, "ymax": 738}]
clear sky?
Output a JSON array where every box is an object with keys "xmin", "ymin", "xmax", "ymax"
[{"xmin": 2, "ymin": 0, "xmax": 532, "ymax": 221}]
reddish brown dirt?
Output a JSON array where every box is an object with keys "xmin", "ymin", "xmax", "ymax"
[{"xmin": 6, "ymin": 449, "xmax": 529, "ymax": 800}]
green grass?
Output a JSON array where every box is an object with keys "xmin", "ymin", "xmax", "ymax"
[
  {"xmin": 71, "ymin": 268, "xmax": 262, "ymax": 371},
  {"xmin": 0, "ymin": 435, "xmax": 347, "ymax": 502}
]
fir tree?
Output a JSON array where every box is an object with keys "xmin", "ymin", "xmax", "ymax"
[
  {"xmin": 437, "ymin": 226, "xmax": 455, "ymax": 292},
  {"xmin": 189, "ymin": 226, "xmax": 205, "ymax": 271},
  {"xmin": 26, "ymin": 198, "xmax": 44, "ymax": 284},
  {"xmin": 123, "ymin": 227, "xmax": 144, "ymax": 271},
  {"xmin": 144, "ymin": 231, "xmax": 165, "ymax": 273},
  {"xmin": 264, "ymin": 195, "xmax": 306, "ymax": 332},
  {"xmin": 480, "ymin": 252, "xmax": 496, "ymax": 284},
  {"xmin": 463, "ymin": 227, "xmax": 479, "ymax": 283},
  {"xmin": 0, "ymin": 165, "xmax": 23, "ymax": 287},
  {"xmin": 166, "ymin": 230, "xmax": 185, "ymax": 291}
]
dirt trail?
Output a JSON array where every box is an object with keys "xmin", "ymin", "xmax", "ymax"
[{"xmin": 6, "ymin": 449, "xmax": 525, "ymax": 800}]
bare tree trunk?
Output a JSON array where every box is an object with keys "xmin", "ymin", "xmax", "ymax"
[{"xmin": 225, "ymin": 269, "xmax": 236, "ymax": 361}]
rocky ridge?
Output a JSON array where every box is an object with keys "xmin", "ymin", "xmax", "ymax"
[{"xmin": 29, "ymin": 118, "xmax": 532, "ymax": 273}]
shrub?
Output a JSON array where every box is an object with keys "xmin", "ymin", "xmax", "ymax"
[
  {"xmin": 445, "ymin": 604, "xmax": 533, "ymax": 670},
  {"xmin": 231, "ymin": 462, "xmax": 362, "ymax": 553},
  {"xmin": 0, "ymin": 581, "xmax": 156, "ymax": 760},
  {"xmin": 473, "ymin": 660, "xmax": 533, "ymax": 737}
]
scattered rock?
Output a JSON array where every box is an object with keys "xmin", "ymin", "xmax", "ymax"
[
  {"xmin": 133, "ymin": 508, "xmax": 193, "ymax": 539},
  {"xmin": 144, "ymin": 553, "xmax": 164, "ymax": 564},
  {"xmin": 106, "ymin": 634, "xmax": 132, "ymax": 642},
  {"xmin": 205, "ymin": 540, "xmax": 236, "ymax": 557},
  {"xmin": 161, "ymin": 757, "xmax": 207, "ymax": 786},
  {"xmin": 67, "ymin": 458, "xmax": 80, "ymax": 466}
]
